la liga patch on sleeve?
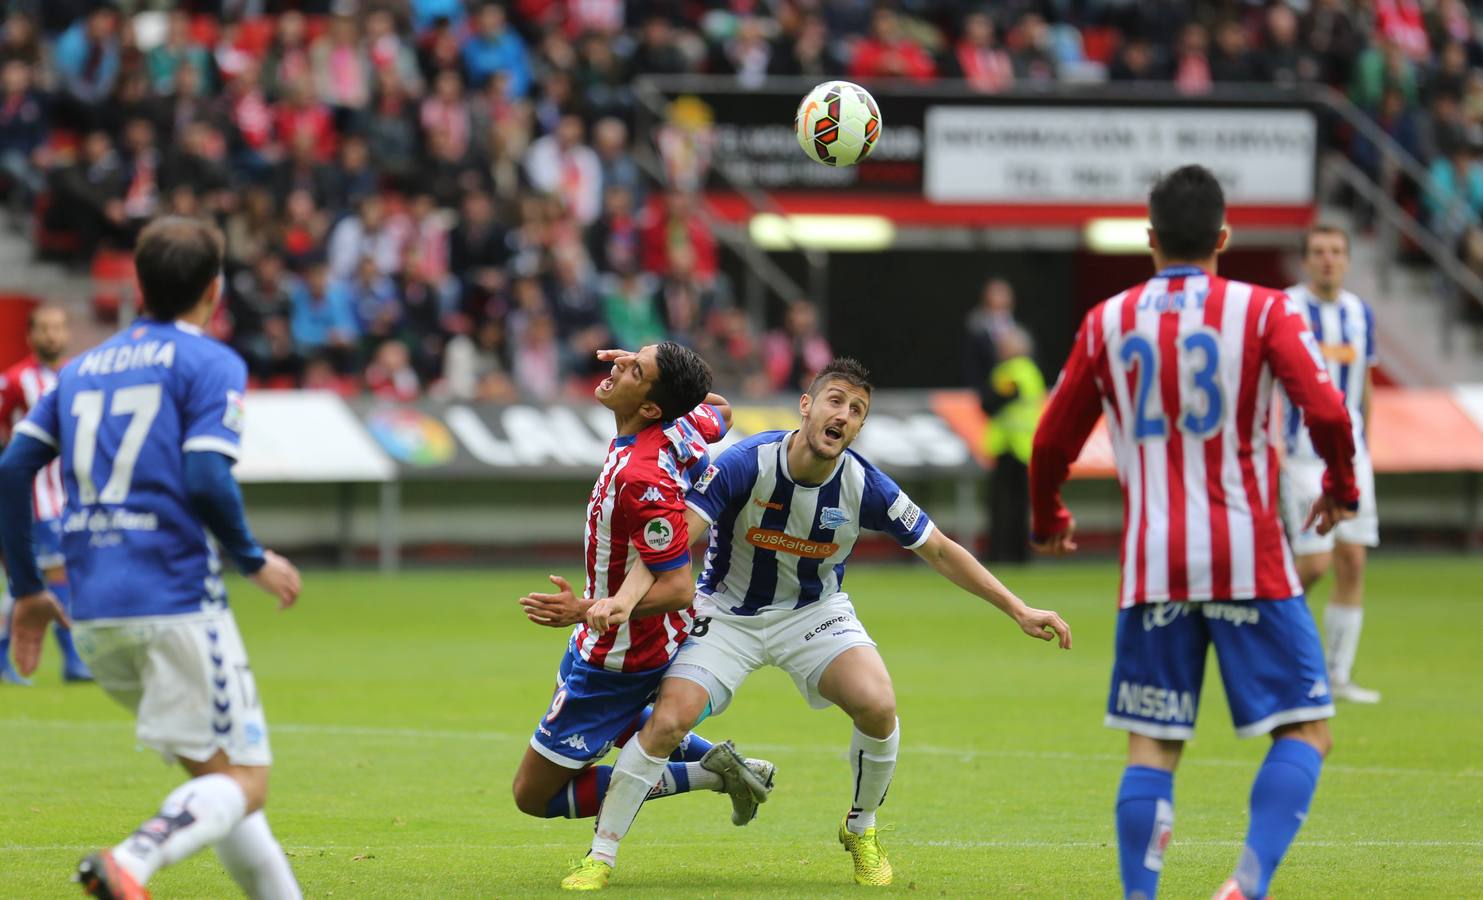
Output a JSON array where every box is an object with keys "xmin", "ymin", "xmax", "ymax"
[{"xmin": 643, "ymin": 518, "xmax": 675, "ymax": 551}]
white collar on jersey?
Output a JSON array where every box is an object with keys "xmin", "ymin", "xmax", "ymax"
[
  {"xmin": 777, "ymin": 430, "xmax": 847, "ymax": 490},
  {"xmin": 173, "ymin": 320, "xmax": 205, "ymax": 336}
]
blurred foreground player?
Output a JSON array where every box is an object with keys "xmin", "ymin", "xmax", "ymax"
[
  {"xmin": 1030, "ymin": 166, "xmax": 1359, "ymax": 900},
  {"xmin": 0, "ymin": 304, "xmax": 92, "ymax": 683},
  {"xmin": 0, "ymin": 218, "xmax": 303, "ymax": 899},
  {"xmin": 1280, "ymin": 226, "xmax": 1382, "ymax": 703},
  {"xmin": 570, "ymin": 357, "xmax": 1071, "ymax": 890},
  {"xmin": 513, "ymin": 343, "xmax": 775, "ymax": 887}
]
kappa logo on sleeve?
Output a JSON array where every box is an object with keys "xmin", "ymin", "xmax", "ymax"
[
  {"xmin": 694, "ymin": 464, "xmax": 719, "ymax": 494},
  {"xmin": 223, "ymin": 390, "xmax": 246, "ymax": 433},
  {"xmin": 639, "ymin": 486, "xmax": 666, "ymax": 503},
  {"xmin": 643, "ymin": 518, "xmax": 675, "ymax": 551}
]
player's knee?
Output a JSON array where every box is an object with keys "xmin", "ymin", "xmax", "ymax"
[
  {"xmin": 1274, "ymin": 720, "xmax": 1332, "ymax": 758},
  {"xmin": 643, "ymin": 704, "xmax": 694, "ymax": 754},
  {"xmin": 230, "ymin": 767, "xmax": 270, "ymax": 814},
  {"xmin": 510, "ymin": 776, "xmax": 549, "ymax": 817},
  {"xmin": 850, "ymin": 688, "xmax": 897, "ymax": 738}
]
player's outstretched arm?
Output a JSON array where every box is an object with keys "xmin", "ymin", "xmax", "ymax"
[
  {"xmin": 0, "ymin": 432, "xmax": 70, "ymax": 675},
  {"xmin": 911, "ymin": 528, "xmax": 1072, "ymax": 649},
  {"xmin": 183, "ymin": 450, "xmax": 301, "ymax": 609},
  {"xmin": 1029, "ymin": 315, "xmax": 1104, "ymax": 555}
]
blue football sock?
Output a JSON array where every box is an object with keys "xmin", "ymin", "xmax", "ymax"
[
  {"xmin": 1116, "ymin": 766, "xmax": 1175, "ymax": 900},
  {"xmin": 545, "ymin": 766, "xmax": 611, "ymax": 819},
  {"xmin": 1236, "ymin": 739, "xmax": 1323, "ymax": 899}
]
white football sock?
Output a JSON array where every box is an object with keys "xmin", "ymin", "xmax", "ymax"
[
  {"xmin": 590, "ymin": 739, "xmax": 668, "ymax": 866},
  {"xmin": 0, "ymin": 590, "xmax": 12, "ymax": 641},
  {"xmin": 215, "ymin": 811, "xmax": 301, "ymax": 900},
  {"xmin": 113, "ymin": 773, "xmax": 248, "ymax": 884},
  {"xmin": 649, "ymin": 762, "xmax": 723, "ymax": 798},
  {"xmin": 1325, "ymin": 605, "xmax": 1364, "ymax": 685},
  {"xmin": 847, "ymin": 719, "xmax": 900, "ymax": 835}
]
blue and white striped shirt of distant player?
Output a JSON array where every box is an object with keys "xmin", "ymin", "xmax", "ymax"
[
  {"xmin": 1281, "ymin": 284, "xmax": 1375, "ymax": 461},
  {"xmin": 685, "ymin": 430, "xmax": 934, "ymax": 616}
]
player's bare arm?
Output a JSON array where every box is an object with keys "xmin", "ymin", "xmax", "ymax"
[
  {"xmin": 519, "ymin": 574, "xmax": 589, "ymax": 627},
  {"xmin": 911, "ymin": 528, "xmax": 1072, "ymax": 649}
]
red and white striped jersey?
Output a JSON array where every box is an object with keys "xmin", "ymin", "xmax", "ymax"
[
  {"xmin": 572, "ymin": 404, "xmax": 727, "ymax": 672},
  {"xmin": 0, "ymin": 356, "xmax": 66, "ymax": 522},
  {"xmin": 1031, "ymin": 268, "xmax": 1360, "ymax": 607}
]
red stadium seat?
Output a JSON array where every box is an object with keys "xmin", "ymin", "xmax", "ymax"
[
  {"xmin": 188, "ymin": 15, "xmax": 219, "ymax": 48},
  {"xmin": 91, "ymin": 250, "xmax": 137, "ymax": 321},
  {"xmin": 238, "ymin": 18, "xmax": 276, "ymax": 57},
  {"xmin": 1080, "ymin": 27, "xmax": 1121, "ymax": 65}
]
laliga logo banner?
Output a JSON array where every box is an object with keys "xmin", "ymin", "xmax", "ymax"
[{"xmin": 352, "ymin": 396, "xmax": 976, "ymax": 479}]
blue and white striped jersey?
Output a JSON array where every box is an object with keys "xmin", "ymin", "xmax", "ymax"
[
  {"xmin": 1281, "ymin": 284, "xmax": 1375, "ymax": 461},
  {"xmin": 686, "ymin": 430, "xmax": 934, "ymax": 616}
]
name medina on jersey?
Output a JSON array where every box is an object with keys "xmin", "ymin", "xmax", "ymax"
[{"xmin": 76, "ymin": 339, "xmax": 178, "ymax": 376}]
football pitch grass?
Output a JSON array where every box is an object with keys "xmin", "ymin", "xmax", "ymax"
[{"xmin": 2, "ymin": 556, "xmax": 1480, "ymax": 897}]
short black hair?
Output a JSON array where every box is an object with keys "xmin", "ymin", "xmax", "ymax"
[
  {"xmin": 1302, "ymin": 223, "xmax": 1350, "ymax": 255},
  {"xmin": 1148, "ymin": 165, "xmax": 1226, "ymax": 261},
  {"xmin": 134, "ymin": 217, "xmax": 224, "ymax": 321},
  {"xmin": 648, "ymin": 341, "xmax": 713, "ymax": 421},
  {"xmin": 807, "ymin": 357, "xmax": 873, "ymax": 398}
]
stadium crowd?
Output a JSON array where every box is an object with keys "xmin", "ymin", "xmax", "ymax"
[{"xmin": 0, "ymin": 0, "xmax": 1477, "ymax": 399}]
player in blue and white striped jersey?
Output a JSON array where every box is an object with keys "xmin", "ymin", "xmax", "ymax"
[
  {"xmin": 1278, "ymin": 225, "xmax": 1382, "ymax": 704},
  {"xmin": 568, "ymin": 358, "xmax": 1073, "ymax": 890}
]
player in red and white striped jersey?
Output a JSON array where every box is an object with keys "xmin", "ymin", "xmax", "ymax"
[
  {"xmin": 511, "ymin": 343, "xmax": 774, "ymax": 860},
  {"xmin": 0, "ymin": 305, "xmax": 90, "ymax": 684},
  {"xmin": 1031, "ymin": 167, "xmax": 1359, "ymax": 900}
]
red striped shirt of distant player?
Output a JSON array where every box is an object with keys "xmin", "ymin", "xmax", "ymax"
[{"xmin": 0, "ymin": 357, "xmax": 66, "ymax": 521}]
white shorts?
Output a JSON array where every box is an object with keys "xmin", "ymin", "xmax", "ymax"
[
  {"xmin": 1281, "ymin": 455, "xmax": 1379, "ymax": 555},
  {"xmin": 73, "ymin": 610, "xmax": 272, "ymax": 767},
  {"xmin": 664, "ymin": 593, "xmax": 877, "ymax": 716}
]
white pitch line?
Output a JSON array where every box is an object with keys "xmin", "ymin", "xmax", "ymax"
[
  {"xmin": 5, "ymin": 718, "xmax": 1480, "ymax": 782},
  {"xmin": 3, "ymin": 840, "xmax": 1479, "ymax": 853}
]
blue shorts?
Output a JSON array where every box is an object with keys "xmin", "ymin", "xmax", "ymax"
[
  {"xmin": 1105, "ymin": 597, "xmax": 1334, "ymax": 740},
  {"xmin": 528, "ymin": 644, "xmax": 667, "ymax": 769},
  {"xmin": 33, "ymin": 517, "xmax": 64, "ymax": 571}
]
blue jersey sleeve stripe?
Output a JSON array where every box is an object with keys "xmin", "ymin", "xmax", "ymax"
[
  {"xmin": 648, "ymin": 552, "xmax": 691, "ymax": 573},
  {"xmin": 685, "ymin": 500, "xmax": 716, "ymax": 525},
  {"xmin": 705, "ymin": 404, "xmax": 728, "ymax": 438},
  {"xmin": 183, "ymin": 435, "xmax": 241, "ymax": 459},
  {"xmin": 14, "ymin": 419, "xmax": 57, "ymax": 448}
]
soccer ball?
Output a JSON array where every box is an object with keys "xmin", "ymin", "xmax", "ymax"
[{"xmin": 794, "ymin": 81, "xmax": 882, "ymax": 167}]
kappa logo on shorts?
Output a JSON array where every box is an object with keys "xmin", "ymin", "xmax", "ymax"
[
  {"xmin": 560, "ymin": 734, "xmax": 591, "ymax": 752},
  {"xmin": 1308, "ymin": 678, "xmax": 1329, "ymax": 699}
]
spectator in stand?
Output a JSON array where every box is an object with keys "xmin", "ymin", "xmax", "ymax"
[
  {"xmin": 213, "ymin": 20, "xmax": 256, "ymax": 84},
  {"xmin": 0, "ymin": 12, "xmax": 45, "ymax": 73},
  {"xmin": 302, "ymin": 354, "xmax": 351, "ymax": 395},
  {"xmin": 525, "ymin": 111, "xmax": 602, "ymax": 227},
  {"xmin": 53, "ymin": 6, "xmax": 120, "ymax": 131},
  {"xmin": 1352, "ymin": 35, "xmax": 1420, "ymax": 112},
  {"xmin": 335, "ymin": 134, "xmax": 378, "ymax": 209},
  {"xmin": 576, "ymin": 31, "xmax": 633, "ymax": 119},
  {"xmin": 396, "ymin": 244, "xmax": 454, "ymax": 379},
  {"xmin": 1354, "ymin": 87, "xmax": 1427, "ymax": 180},
  {"xmin": 312, "ymin": 15, "xmax": 371, "ymax": 134},
  {"xmin": 444, "ymin": 317, "xmax": 518, "ymax": 401},
  {"xmin": 698, "ymin": 306, "xmax": 769, "ymax": 399},
  {"xmin": 1306, "ymin": 0, "xmax": 1364, "ymax": 87},
  {"xmin": 229, "ymin": 250, "xmax": 298, "ymax": 379},
  {"xmin": 1210, "ymin": 20, "xmax": 1264, "ymax": 83},
  {"xmin": 223, "ymin": 185, "xmax": 276, "ymax": 272},
  {"xmin": 630, "ymin": 16, "xmax": 692, "ymax": 76},
  {"xmin": 161, "ymin": 119, "xmax": 229, "ymax": 198},
  {"xmin": 850, "ymin": 7, "xmax": 936, "ymax": 82},
  {"xmin": 1009, "ymin": 13, "xmax": 1058, "ymax": 85},
  {"xmin": 511, "ymin": 311, "xmax": 562, "ymax": 401},
  {"xmin": 1108, "ymin": 36, "xmax": 1167, "ymax": 82},
  {"xmin": 1172, "ymin": 23, "xmax": 1213, "ymax": 95},
  {"xmin": 365, "ymin": 9, "xmax": 424, "ymax": 96},
  {"xmin": 364, "ymin": 340, "xmax": 422, "ymax": 401},
  {"xmin": 54, "ymin": 129, "xmax": 128, "ymax": 257},
  {"xmin": 118, "ymin": 117, "xmax": 162, "ymax": 227},
  {"xmin": 1425, "ymin": 148, "xmax": 1483, "ymax": 239},
  {"xmin": 421, "ymin": 68, "xmax": 472, "ymax": 162},
  {"xmin": 484, "ymin": 110, "xmax": 532, "ymax": 205},
  {"xmin": 462, "ymin": 3, "xmax": 531, "ymax": 97},
  {"xmin": 764, "ymin": 299, "xmax": 833, "ymax": 393},
  {"xmin": 641, "ymin": 189, "xmax": 717, "ymax": 279},
  {"xmin": 954, "ymin": 11, "xmax": 1014, "ymax": 94},
  {"xmin": 1422, "ymin": 91, "xmax": 1471, "ymax": 163},
  {"xmin": 163, "ymin": 62, "xmax": 213, "ymax": 144},
  {"xmin": 548, "ymin": 248, "xmax": 608, "ymax": 376},
  {"xmin": 450, "ymin": 189, "xmax": 510, "ymax": 285},
  {"xmin": 400, "ymin": 192, "xmax": 454, "ymax": 292},
  {"xmin": 771, "ymin": 13, "xmax": 842, "ymax": 79},
  {"xmin": 712, "ymin": 17, "xmax": 774, "ymax": 90},
  {"xmin": 327, "ymin": 193, "xmax": 398, "ymax": 281},
  {"xmin": 0, "ymin": 59, "xmax": 48, "ymax": 213},
  {"xmin": 420, "ymin": 124, "xmax": 491, "ymax": 210},
  {"xmin": 226, "ymin": 59, "xmax": 278, "ymax": 175},
  {"xmin": 1427, "ymin": 41, "xmax": 1471, "ymax": 106},
  {"xmin": 275, "ymin": 72, "xmax": 337, "ymax": 163},
  {"xmin": 366, "ymin": 68, "xmax": 420, "ymax": 180},
  {"xmin": 591, "ymin": 117, "xmax": 642, "ymax": 208},
  {"xmin": 346, "ymin": 254, "xmax": 401, "ymax": 349},
  {"xmin": 277, "ymin": 189, "xmax": 331, "ymax": 270},
  {"xmin": 290, "ymin": 255, "xmax": 360, "ymax": 373},
  {"xmin": 418, "ymin": 17, "xmax": 463, "ymax": 84},
  {"xmin": 588, "ymin": 184, "xmax": 640, "ymax": 275},
  {"xmin": 658, "ymin": 243, "xmax": 722, "ymax": 348},
  {"xmin": 271, "ymin": 131, "xmax": 340, "ymax": 211},
  {"xmin": 100, "ymin": 71, "xmax": 169, "ymax": 141},
  {"xmin": 601, "ymin": 266, "xmax": 665, "ymax": 350},
  {"xmin": 263, "ymin": 11, "xmax": 312, "ymax": 100},
  {"xmin": 146, "ymin": 11, "xmax": 213, "ymax": 96},
  {"xmin": 1261, "ymin": 4, "xmax": 1320, "ymax": 87},
  {"xmin": 1377, "ymin": 0, "xmax": 1430, "ymax": 63}
]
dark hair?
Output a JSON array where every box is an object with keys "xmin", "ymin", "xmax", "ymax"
[
  {"xmin": 1302, "ymin": 223, "xmax": 1350, "ymax": 255},
  {"xmin": 26, "ymin": 303, "xmax": 65, "ymax": 331},
  {"xmin": 648, "ymin": 341, "xmax": 713, "ymax": 421},
  {"xmin": 1148, "ymin": 165, "xmax": 1225, "ymax": 261},
  {"xmin": 807, "ymin": 357, "xmax": 873, "ymax": 398},
  {"xmin": 134, "ymin": 217, "xmax": 223, "ymax": 321}
]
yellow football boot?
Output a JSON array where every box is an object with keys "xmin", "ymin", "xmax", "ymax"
[
  {"xmin": 560, "ymin": 856, "xmax": 613, "ymax": 891},
  {"xmin": 838, "ymin": 817, "xmax": 893, "ymax": 886}
]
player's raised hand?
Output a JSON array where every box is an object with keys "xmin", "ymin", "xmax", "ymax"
[
  {"xmin": 1015, "ymin": 606, "xmax": 1073, "ymax": 650},
  {"xmin": 10, "ymin": 590, "xmax": 69, "ymax": 676},
  {"xmin": 595, "ymin": 348, "xmax": 637, "ymax": 365},
  {"xmin": 519, "ymin": 574, "xmax": 589, "ymax": 628},
  {"xmin": 249, "ymin": 550, "xmax": 302, "ymax": 610},
  {"xmin": 1303, "ymin": 494, "xmax": 1357, "ymax": 536},
  {"xmin": 1031, "ymin": 519, "xmax": 1079, "ymax": 557}
]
